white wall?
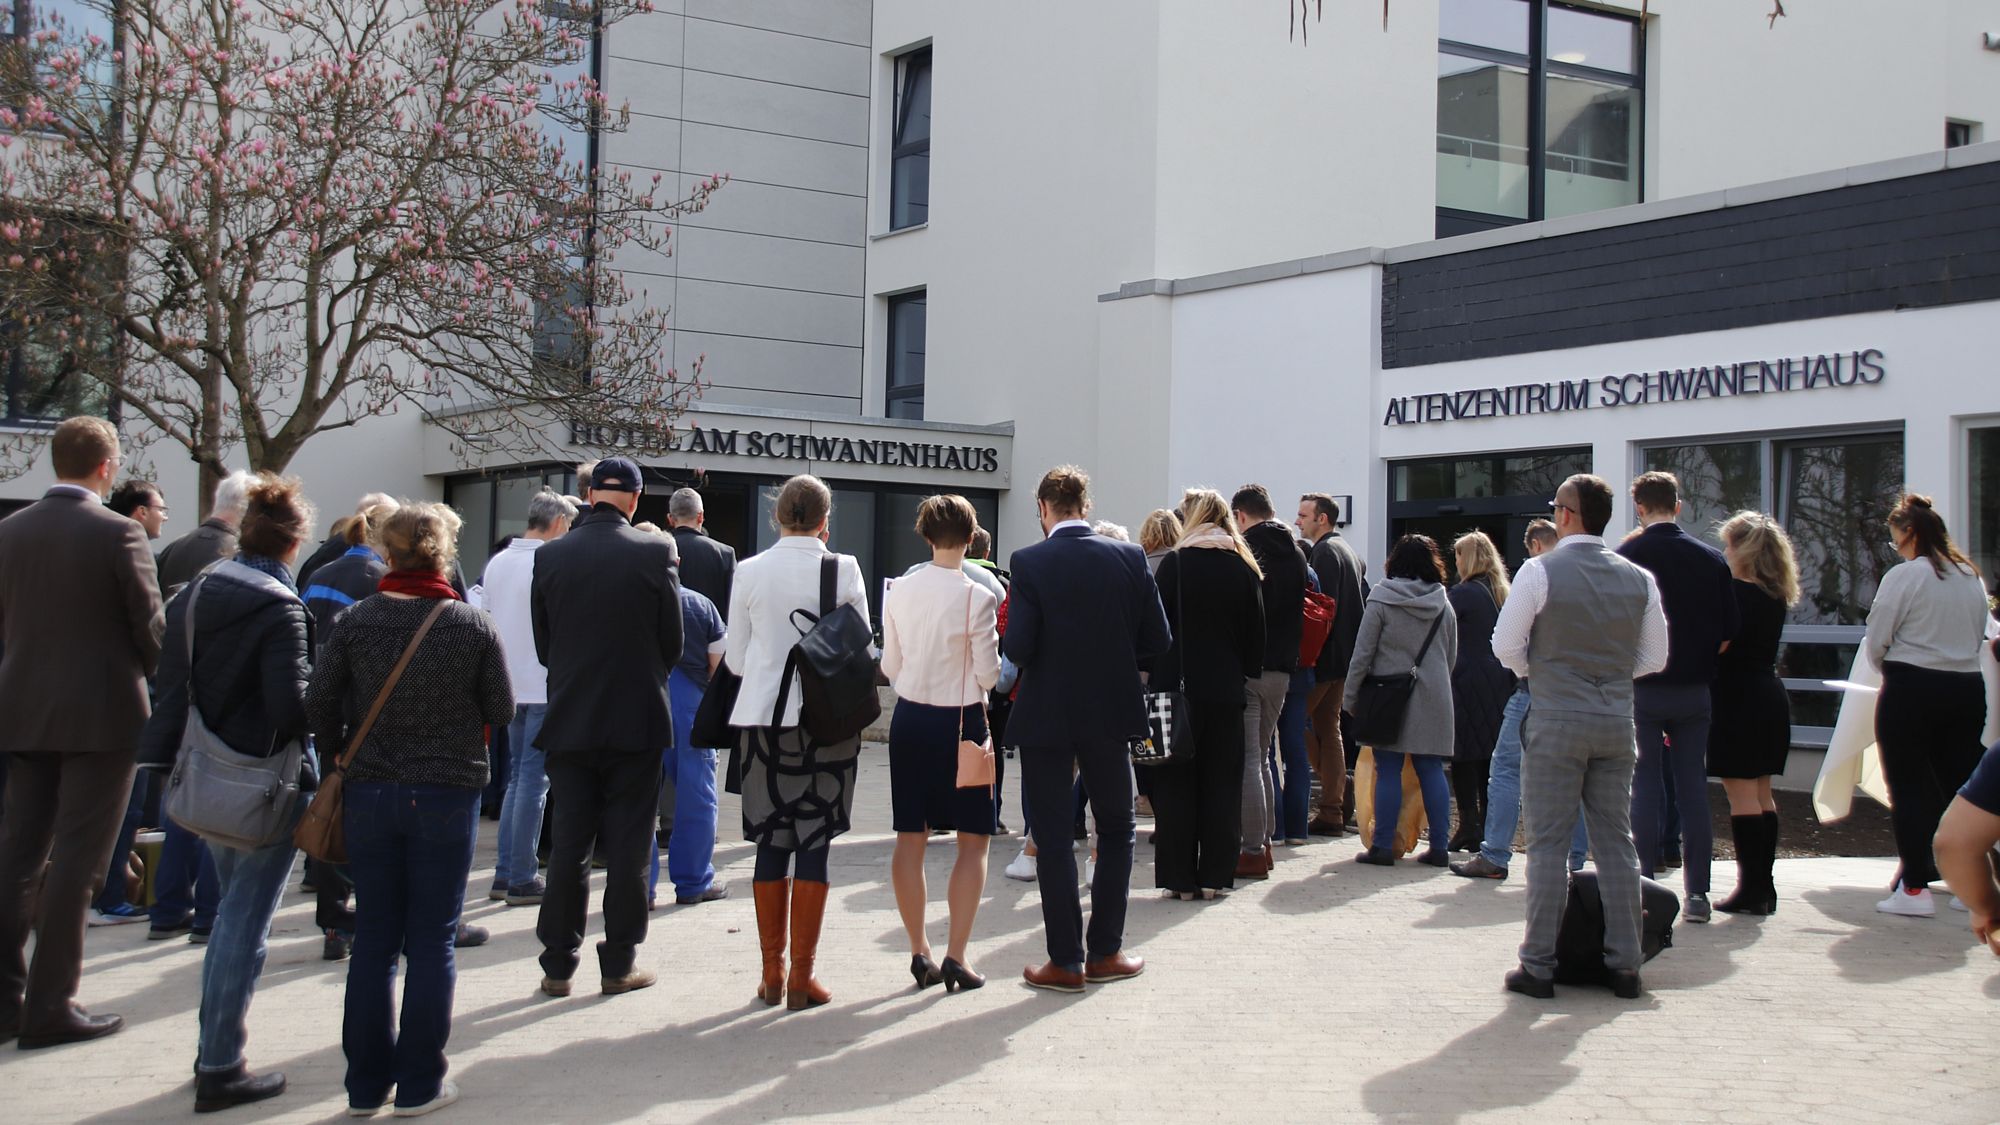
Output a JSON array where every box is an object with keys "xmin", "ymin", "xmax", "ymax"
[{"xmin": 866, "ymin": 2, "xmax": 1165, "ymax": 557}]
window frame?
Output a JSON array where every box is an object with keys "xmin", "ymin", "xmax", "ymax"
[
  {"xmin": 1436, "ymin": 0, "xmax": 1644, "ymax": 236},
  {"xmin": 531, "ymin": 0, "xmax": 604, "ymax": 384},
  {"xmin": 884, "ymin": 289, "xmax": 925, "ymax": 421},
  {"xmin": 889, "ymin": 46, "xmax": 932, "ymax": 231},
  {"xmin": 1634, "ymin": 423, "xmax": 1907, "ymax": 750}
]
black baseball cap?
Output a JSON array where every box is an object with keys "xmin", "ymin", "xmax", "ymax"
[{"xmin": 588, "ymin": 456, "xmax": 644, "ymax": 493}]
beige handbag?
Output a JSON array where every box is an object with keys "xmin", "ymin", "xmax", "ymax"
[{"xmin": 954, "ymin": 587, "xmax": 995, "ymax": 789}]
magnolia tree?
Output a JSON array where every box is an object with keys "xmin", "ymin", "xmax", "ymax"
[{"xmin": 0, "ymin": 0, "xmax": 720, "ymax": 512}]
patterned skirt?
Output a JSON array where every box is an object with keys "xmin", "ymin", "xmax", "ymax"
[{"xmin": 737, "ymin": 724, "xmax": 861, "ymax": 851}]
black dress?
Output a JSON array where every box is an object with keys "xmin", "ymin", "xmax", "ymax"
[
  {"xmin": 1708, "ymin": 580, "xmax": 1791, "ymax": 779},
  {"xmin": 1447, "ymin": 576, "xmax": 1514, "ymax": 762}
]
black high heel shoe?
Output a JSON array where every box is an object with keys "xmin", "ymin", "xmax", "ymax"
[
  {"xmin": 940, "ymin": 957, "xmax": 985, "ymax": 993},
  {"xmin": 910, "ymin": 954, "xmax": 944, "ymax": 989}
]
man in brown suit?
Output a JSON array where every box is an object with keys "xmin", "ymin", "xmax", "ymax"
[{"xmin": 0, "ymin": 416, "xmax": 164, "ymax": 1048}]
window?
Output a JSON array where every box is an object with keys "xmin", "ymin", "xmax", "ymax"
[
  {"xmin": 5, "ymin": 1, "xmax": 118, "ymax": 111},
  {"xmin": 2, "ymin": 311, "xmax": 112, "ymax": 423},
  {"xmin": 0, "ymin": 213, "xmax": 118, "ymax": 424},
  {"xmin": 885, "ymin": 290, "xmax": 925, "ymax": 420},
  {"xmin": 1965, "ymin": 426, "xmax": 1998, "ymax": 602},
  {"xmin": 1640, "ymin": 429, "xmax": 1905, "ymax": 750},
  {"xmin": 1437, "ymin": 0, "xmax": 1642, "ymax": 237},
  {"xmin": 1947, "ymin": 120, "xmax": 1980, "ymax": 149},
  {"xmin": 890, "ymin": 48, "xmax": 931, "ymax": 230},
  {"xmin": 533, "ymin": 1, "xmax": 602, "ymax": 381}
]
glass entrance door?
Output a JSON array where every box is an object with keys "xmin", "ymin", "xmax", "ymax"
[{"xmin": 1387, "ymin": 447, "xmax": 1593, "ymax": 577}]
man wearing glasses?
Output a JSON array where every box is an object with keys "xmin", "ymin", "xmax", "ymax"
[{"xmin": 1491, "ymin": 474, "xmax": 1668, "ymax": 998}]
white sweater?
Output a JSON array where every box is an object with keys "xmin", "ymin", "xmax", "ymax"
[
  {"xmin": 1864, "ymin": 558, "xmax": 1990, "ymax": 674},
  {"xmin": 476, "ymin": 538, "xmax": 550, "ymax": 705},
  {"xmin": 881, "ymin": 562, "xmax": 999, "ymax": 707},
  {"xmin": 724, "ymin": 536, "xmax": 870, "ymax": 728}
]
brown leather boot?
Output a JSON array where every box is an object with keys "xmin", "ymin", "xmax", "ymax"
[
  {"xmin": 785, "ymin": 880, "xmax": 832, "ymax": 1011},
  {"xmin": 752, "ymin": 879, "xmax": 789, "ymax": 1006}
]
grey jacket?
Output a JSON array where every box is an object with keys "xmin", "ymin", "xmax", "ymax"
[{"xmin": 1343, "ymin": 577, "xmax": 1458, "ymax": 755}]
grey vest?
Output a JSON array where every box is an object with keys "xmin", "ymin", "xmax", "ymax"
[{"xmin": 1525, "ymin": 542, "xmax": 1652, "ymax": 718}]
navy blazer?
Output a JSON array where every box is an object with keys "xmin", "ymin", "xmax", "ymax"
[
  {"xmin": 1002, "ymin": 525, "xmax": 1172, "ymax": 746},
  {"xmin": 1616, "ymin": 521, "xmax": 1741, "ymax": 686}
]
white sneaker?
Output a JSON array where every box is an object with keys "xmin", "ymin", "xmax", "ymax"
[
  {"xmin": 394, "ymin": 1081, "xmax": 459, "ymax": 1117},
  {"xmin": 1004, "ymin": 846, "xmax": 1037, "ymax": 882},
  {"xmin": 1876, "ymin": 886, "xmax": 1936, "ymax": 917}
]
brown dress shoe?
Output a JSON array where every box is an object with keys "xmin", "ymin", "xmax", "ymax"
[
  {"xmin": 1234, "ymin": 852, "xmax": 1269, "ymax": 881},
  {"xmin": 18, "ymin": 1006, "xmax": 123, "ymax": 1049},
  {"xmin": 601, "ymin": 968, "xmax": 657, "ymax": 996},
  {"xmin": 1022, "ymin": 962, "xmax": 1086, "ymax": 993},
  {"xmin": 1083, "ymin": 951, "xmax": 1145, "ymax": 984}
]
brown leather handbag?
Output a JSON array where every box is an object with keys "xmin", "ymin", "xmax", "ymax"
[
  {"xmin": 294, "ymin": 601, "xmax": 449, "ymax": 863},
  {"xmin": 953, "ymin": 587, "xmax": 995, "ymax": 789}
]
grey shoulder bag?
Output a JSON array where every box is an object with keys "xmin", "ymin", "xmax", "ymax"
[{"xmin": 163, "ymin": 563, "xmax": 306, "ymax": 852}]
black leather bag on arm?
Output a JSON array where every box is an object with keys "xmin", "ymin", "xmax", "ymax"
[
  {"xmin": 1348, "ymin": 612, "xmax": 1445, "ymax": 746},
  {"xmin": 777, "ymin": 555, "xmax": 881, "ymax": 743}
]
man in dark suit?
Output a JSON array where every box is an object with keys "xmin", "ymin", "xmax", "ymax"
[
  {"xmin": 0, "ymin": 417, "xmax": 164, "ymax": 1047},
  {"xmin": 530, "ymin": 456, "xmax": 684, "ymax": 997},
  {"xmin": 1004, "ymin": 465, "xmax": 1171, "ymax": 993},
  {"xmin": 1297, "ymin": 492, "xmax": 1366, "ymax": 836},
  {"xmin": 667, "ymin": 487, "xmax": 736, "ymax": 622},
  {"xmin": 1616, "ymin": 471, "xmax": 1740, "ymax": 924}
]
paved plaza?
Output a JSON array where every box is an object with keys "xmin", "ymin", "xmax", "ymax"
[{"xmin": 6, "ymin": 752, "xmax": 1998, "ymax": 1124}]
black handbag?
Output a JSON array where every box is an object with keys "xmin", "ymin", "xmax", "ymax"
[
  {"xmin": 1348, "ymin": 610, "xmax": 1446, "ymax": 746},
  {"xmin": 690, "ymin": 664, "xmax": 742, "ymax": 750},
  {"xmin": 775, "ymin": 555, "xmax": 882, "ymax": 744},
  {"xmin": 1132, "ymin": 549, "xmax": 1194, "ymax": 766}
]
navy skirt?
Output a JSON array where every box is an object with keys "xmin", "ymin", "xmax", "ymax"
[{"xmin": 888, "ymin": 699, "xmax": 997, "ymax": 835}]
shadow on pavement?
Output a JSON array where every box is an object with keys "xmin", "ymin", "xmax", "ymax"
[
  {"xmin": 1800, "ymin": 887, "xmax": 1975, "ymax": 983},
  {"xmin": 1360, "ymin": 1000, "xmax": 1634, "ymax": 1123}
]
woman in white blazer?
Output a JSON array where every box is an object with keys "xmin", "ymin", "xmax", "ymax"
[
  {"xmin": 724, "ymin": 475, "xmax": 869, "ymax": 1012},
  {"xmin": 881, "ymin": 495, "xmax": 1000, "ymax": 994}
]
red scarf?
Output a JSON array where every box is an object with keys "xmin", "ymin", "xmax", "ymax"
[{"xmin": 377, "ymin": 570, "xmax": 461, "ymax": 601}]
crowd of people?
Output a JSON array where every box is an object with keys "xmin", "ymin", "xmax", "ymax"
[{"xmin": 2, "ymin": 415, "xmax": 1998, "ymax": 1117}]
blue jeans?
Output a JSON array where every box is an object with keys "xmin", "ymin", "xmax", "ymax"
[
  {"xmin": 1269, "ymin": 668, "xmax": 1314, "ymax": 840},
  {"xmin": 150, "ymin": 817, "xmax": 220, "ymax": 931},
  {"xmin": 198, "ymin": 809, "xmax": 302, "ymax": 1072},
  {"xmin": 341, "ymin": 782, "xmax": 478, "ymax": 1110},
  {"xmin": 494, "ymin": 704, "xmax": 550, "ymax": 890},
  {"xmin": 648, "ymin": 670, "xmax": 719, "ymax": 901},
  {"xmin": 1480, "ymin": 686, "xmax": 1588, "ymax": 871},
  {"xmin": 1370, "ymin": 750, "xmax": 1453, "ymax": 853},
  {"xmin": 94, "ymin": 773, "xmax": 151, "ymax": 912}
]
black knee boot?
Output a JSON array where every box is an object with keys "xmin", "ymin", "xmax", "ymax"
[
  {"xmin": 1762, "ymin": 810, "xmax": 1781, "ymax": 911},
  {"xmin": 1716, "ymin": 815, "xmax": 1775, "ymax": 915}
]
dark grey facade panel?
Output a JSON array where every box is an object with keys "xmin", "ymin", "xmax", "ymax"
[{"xmin": 1382, "ymin": 162, "xmax": 2000, "ymax": 369}]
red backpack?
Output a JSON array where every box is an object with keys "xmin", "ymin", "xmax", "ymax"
[{"xmin": 1299, "ymin": 590, "xmax": 1337, "ymax": 667}]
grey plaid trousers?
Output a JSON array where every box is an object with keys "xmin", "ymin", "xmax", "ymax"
[{"xmin": 1517, "ymin": 710, "xmax": 1646, "ymax": 979}]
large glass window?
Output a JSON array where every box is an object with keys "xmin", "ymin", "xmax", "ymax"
[
  {"xmin": 1437, "ymin": 0, "xmax": 1642, "ymax": 236},
  {"xmin": 2, "ymin": 308, "xmax": 113, "ymax": 423},
  {"xmin": 1642, "ymin": 441, "xmax": 1762, "ymax": 546},
  {"xmin": 1639, "ymin": 429, "xmax": 1905, "ymax": 752},
  {"xmin": 1971, "ymin": 426, "xmax": 2000, "ymax": 589},
  {"xmin": 533, "ymin": 2, "xmax": 601, "ymax": 382},
  {"xmin": 890, "ymin": 48, "xmax": 931, "ymax": 230},
  {"xmin": 886, "ymin": 291, "xmax": 925, "ymax": 420}
]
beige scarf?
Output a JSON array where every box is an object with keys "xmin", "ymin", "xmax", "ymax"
[{"xmin": 1179, "ymin": 524, "xmax": 1237, "ymax": 552}]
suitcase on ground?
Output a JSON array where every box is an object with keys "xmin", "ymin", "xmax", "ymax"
[{"xmin": 1553, "ymin": 870, "xmax": 1678, "ymax": 985}]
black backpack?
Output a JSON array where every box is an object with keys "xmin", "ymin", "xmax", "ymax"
[
  {"xmin": 1554, "ymin": 870, "xmax": 1679, "ymax": 985},
  {"xmin": 775, "ymin": 555, "xmax": 881, "ymax": 744}
]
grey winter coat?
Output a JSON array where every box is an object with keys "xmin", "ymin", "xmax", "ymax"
[{"xmin": 1342, "ymin": 577, "xmax": 1458, "ymax": 755}]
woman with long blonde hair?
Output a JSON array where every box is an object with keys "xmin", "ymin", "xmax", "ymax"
[
  {"xmin": 1150, "ymin": 488, "xmax": 1266, "ymax": 898},
  {"xmin": 1708, "ymin": 511, "xmax": 1800, "ymax": 915},
  {"xmin": 1444, "ymin": 531, "xmax": 1516, "ymax": 851}
]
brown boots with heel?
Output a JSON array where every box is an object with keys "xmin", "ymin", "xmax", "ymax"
[{"xmin": 752, "ymin": 878, "xmax": 832, "ymax": 1010}]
